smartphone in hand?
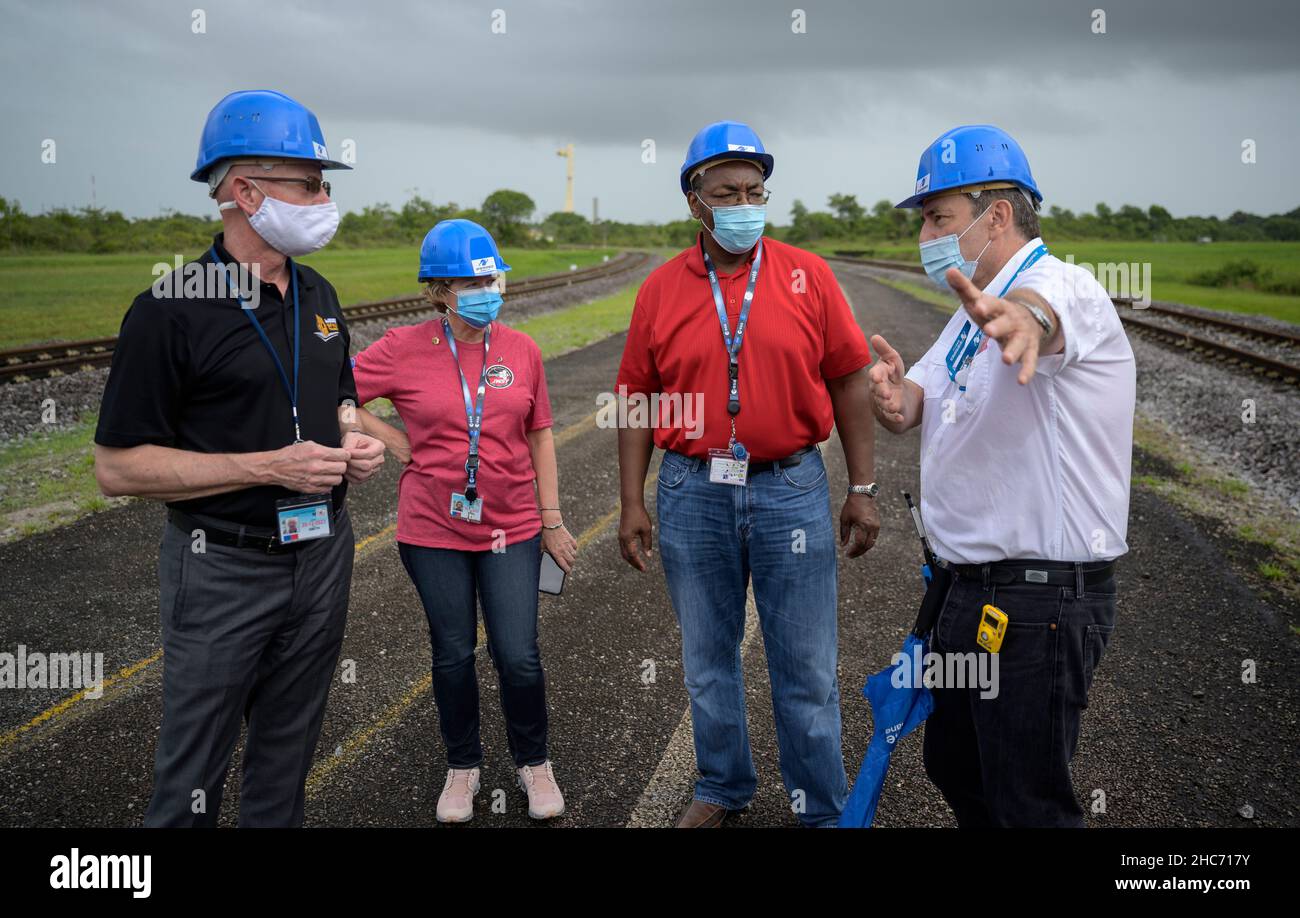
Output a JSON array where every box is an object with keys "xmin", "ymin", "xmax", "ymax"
[{"xmin": 539, "ymin": 549, "xmax": 566, "ymax": 595}]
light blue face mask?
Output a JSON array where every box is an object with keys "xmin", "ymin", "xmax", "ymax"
[
  {"xmin": 451, "ymin": 284, "xmax": 502, "ymax": 328},
  {"xmin": 697, "ymin": 200, "xmax": 767, "ymax": 255},
  {"xmin": 919, "ymin": 204, "xmax": 993, "ymax": 290}
]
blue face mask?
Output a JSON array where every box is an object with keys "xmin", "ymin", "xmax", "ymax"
[
  {"xmin": 919, "ymin": 204, "xmax": 993, "ymax": 290},
  {"xmin": 698, "ymin": 200, "xmax": 766, "ymax": 254},
  {"xmin": 451, "ymin": 285, "xmax": 502, "ymax": 328}
]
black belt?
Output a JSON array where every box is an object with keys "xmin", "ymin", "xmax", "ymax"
[
  {"xmin": 747, "ymin": 445, "xmax": 817, "ymax": 474},
  {"xmin": 167, "ymin": 505, "xmax": 342, "ymax": 555},
  {"xmin": 941, "ymin": 558, "xmax": 1115, "ymax": 589}
]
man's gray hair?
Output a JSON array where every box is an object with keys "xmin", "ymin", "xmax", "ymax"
[
  {"xmin": 207, "ymin": 159, "xmax": 284, "ymax": 198},
  {"xmin": 965, "ymin": 187, "xmax": 1041, "ymax": 239}
]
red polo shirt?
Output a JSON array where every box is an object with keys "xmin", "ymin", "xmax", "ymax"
[
  {"xmin": 615, "ymin": 234, "xmax": 871, "ymax": 459},
  {"xmin": 352, "ymin": 320, "xmax": 551, "ymax": 551}
]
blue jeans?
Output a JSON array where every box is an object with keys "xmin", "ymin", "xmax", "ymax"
[
  {"xmin": 397, "ymin": 534, "xmax": 548, "ymax": 769},
  {"xmin": 922, "ymin": 567, "xmax": 1118, "ymax": 826},
  {"xmin": 655, "ymin": 447, "xmax": 846, "ymax": 826}
]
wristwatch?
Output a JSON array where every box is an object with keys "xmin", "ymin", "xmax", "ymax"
[{"xmin": 848, "ymin": 483, "xmax": 879, "ymax": 499}]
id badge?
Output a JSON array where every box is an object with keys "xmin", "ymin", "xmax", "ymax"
[
  {"xmin": 275, "ymin": 493, "xmax": 334, "ymax": 544},
  {"xmin": 450, "ymin": 491, "xmax": 484, "ymax": 522},
  {"xmin": 708, "ymin": 448, "xmax": 748, "ymax": 486}
]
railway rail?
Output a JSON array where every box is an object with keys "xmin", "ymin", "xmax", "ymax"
[
  {"xmin": 1, "ymin": 251, "xmax": 651, "ymax": 384},
  {"xmin": 825, "ymin": 253, "xmax": 1300, "ymax": 387}
]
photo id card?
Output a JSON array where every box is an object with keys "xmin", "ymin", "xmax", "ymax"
[
  {"xmin": 450, "ymin": 492, "xmax": 484, "ymax": 522},
  {"xmin": 708, "ymin": 448, "xmax": 748, "ymax": 487},
  {"xmin": 275, "ymin": 493, "xmax": 334, "ymax": 544}
]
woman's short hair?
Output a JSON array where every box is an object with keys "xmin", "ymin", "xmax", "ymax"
[{"xmin": 422, "ymin": 280, "xmax": 453, "ymax": 313}]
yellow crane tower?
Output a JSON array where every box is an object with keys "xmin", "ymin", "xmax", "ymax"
[{"xmin": 556, "ymin": 143, "xmax": 574, "ymax": 213}]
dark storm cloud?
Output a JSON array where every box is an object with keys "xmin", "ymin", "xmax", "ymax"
[
  {"xmin": 6, "ymin": 0, "xmax": 1297, "ymax": 144},
  {"xmin": 1, "ymin": 0, "xmax": 1296, "ymax": 220}
]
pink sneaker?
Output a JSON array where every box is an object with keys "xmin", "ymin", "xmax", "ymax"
[
  {"xmin": 516, "ymin": 761, "xmax": 565, "ymax": 819},
  {"xmin": 437, "ymin": 767, "xmax": 481, "ymax": 823}
]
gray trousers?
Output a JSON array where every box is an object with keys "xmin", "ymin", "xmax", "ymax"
[{"xmin": 143, "ymin": 507, "xmax": 353, "ymax": 827}]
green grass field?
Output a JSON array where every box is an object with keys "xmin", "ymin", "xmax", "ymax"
[
  {"xmin": 0, "ymin": 278, "xmax": 640, "ymax": 542},
  {"xmin": 0, "ymin": 246, "xmax": 616, "ymax": 349},
  {"xmin": 810, "ymin": 239, "xmax": 1300, "ymax": 324},
  {"xmin": 510, "ymin": 285, "xmax": 637, "ymax": 358}
]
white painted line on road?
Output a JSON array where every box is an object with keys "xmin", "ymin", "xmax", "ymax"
[
  {"xmin": 624, "ymin": 430, "xmax": 851, "ymax": 827},
  {"xmin": 624, "ymin": 588, "xmax": 760, "ymax": 828}
]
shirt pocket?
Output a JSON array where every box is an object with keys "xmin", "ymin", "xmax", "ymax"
[{"xmin": 960, "ymin": 348, "xmax": 994, "ymax": 415}]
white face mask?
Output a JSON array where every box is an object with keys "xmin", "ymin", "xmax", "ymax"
[{"xmin": 220, "ymin": 180, "xmax": 339, "ymax": 257}]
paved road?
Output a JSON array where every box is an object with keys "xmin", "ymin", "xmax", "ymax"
[{"xmin": 2, "ymin": 263, "xmax": 1296, "ymax": 827}]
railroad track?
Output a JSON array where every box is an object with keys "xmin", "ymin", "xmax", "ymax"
[
  {"xmin": 825, "ymin": 253, "xmax": 1300, "ymax": 387},
  {"xmin": 0, "ymin": 251, "xmax": 651, "ymax": 384}
]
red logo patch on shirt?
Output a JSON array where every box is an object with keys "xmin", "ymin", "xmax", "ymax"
[{"xmin": 486, "ymin": 364, "xmax": 514, "ymax": 389}]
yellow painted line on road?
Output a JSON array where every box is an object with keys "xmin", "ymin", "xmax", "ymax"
[
  {"xmin": 304, "ymin": 485, "xmax": 639, "ymax": 798},
  {"xmin": 305, "ymin": 672, "xmax": 434, "ymax": 797},
  {"xmin": 0, "ymin": 648, "xmax": 163, "ymax": 752},
  {"xmin": 1, "ymin": 524, "xmax": 396, "ymax": 749},
  {"xmin": 0, "ymin": 407, "xmax": 602, "ymax": 751},
  {"xmin": 354, "ymin": 522, "xmax": 397, "ymax": 557},
  {"xmin": 554, "ymin": 409, "xmax": 600, "ymax": 449}
]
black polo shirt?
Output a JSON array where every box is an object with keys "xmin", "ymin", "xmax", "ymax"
[{"xmin": 95, "ymin": 233, "xmax": 358, "ymax": 529}]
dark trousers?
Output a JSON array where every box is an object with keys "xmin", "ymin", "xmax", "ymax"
[
  {"xmin": 145, "ymin": 508, "xmax": 353, "ymax": 827},
  {"xmin": 397, "ymin": 534, "xmax": 547, "ymax": 769},
  {"xmin": 922, "ymin": 566, "xmax": 1117, "ymax": 827}
]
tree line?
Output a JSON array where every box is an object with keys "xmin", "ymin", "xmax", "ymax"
[{"xmin": 2, "ymin": 191, "xmax": 1297, "ymax": 255}]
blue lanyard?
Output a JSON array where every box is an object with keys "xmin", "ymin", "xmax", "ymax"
[
  {"xmin": 945, "ymin": 243, "xmax": 1049, "ymax": 386},
  {"xmin": 702, "ymin": 239, "xmax": 763, "ymax": 417},
  {"xmin": 443, "ymin": 318, "xmax": 491, "ymax": 500},
  {"xmin": 210, "ymin": 245, "xmax": 304, "ymax": 443}
]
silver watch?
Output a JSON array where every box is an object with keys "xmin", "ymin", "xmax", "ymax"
[{"xmin": 848, "ymin": 483, "xmax": 879, "ymax": 499}]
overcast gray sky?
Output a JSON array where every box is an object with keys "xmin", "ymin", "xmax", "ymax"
[{"xmin": 2, "ymin": 0, "xmax": 1297, "ymax": 224}]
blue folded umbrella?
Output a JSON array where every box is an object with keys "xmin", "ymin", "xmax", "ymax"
[{"xmin": 838, "ymin": 631, "xmax": 934, "ymax": 828}]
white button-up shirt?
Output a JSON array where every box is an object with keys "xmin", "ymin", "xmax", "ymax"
[{"xmin": 904, "ymin": 237, "xmax": 1136, "ymax": 564}]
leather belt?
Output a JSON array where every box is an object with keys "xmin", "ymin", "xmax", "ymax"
[
  {"xmin": 167, "ymin": 505, "xmax": 342, "ymax": 555},
  {"xmin": 940, "ymin": 558, "xmax": 1115, "ymax": 589},
  {"xmin": 746, "ymin": 445, "xmax": 816, "ymax": 474}
]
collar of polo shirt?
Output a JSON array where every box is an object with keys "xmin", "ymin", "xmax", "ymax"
[{"xmin": 211, "ymin": 232, "xmax": 318, "ymax": 290}]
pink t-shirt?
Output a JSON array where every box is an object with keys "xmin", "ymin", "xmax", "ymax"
[{"xmin": 353, "ymin": 319, "xmax": 552, "ymax": 550}]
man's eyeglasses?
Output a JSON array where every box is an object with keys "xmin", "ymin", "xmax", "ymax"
[
  {"xmin": 250, "ymin": 176, "xmax": 332, "ymax": 197},
  {"xmin": 696, "ymin": 188, "xmax": 772, "ymax": 207}
]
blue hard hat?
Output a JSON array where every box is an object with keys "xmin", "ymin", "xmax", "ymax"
[
  {"xmin": 895, "ymin": 124, "xmax": 1041, "ymax": 209},
  {"xmin": 680, "ymin": 121, "xmax": 774, "ymax": 194},
  {"xmin": 191, "ymin": 90, "xmax": 351, "ymax": 182},
  {"xmin": 418, "ymin": 219, "xmax": 512, "ymax": 281}
]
